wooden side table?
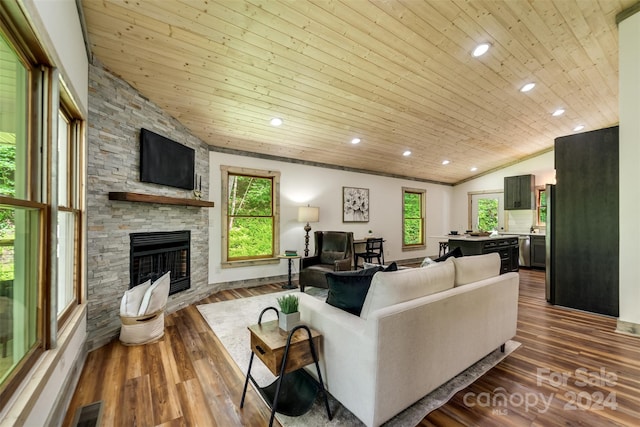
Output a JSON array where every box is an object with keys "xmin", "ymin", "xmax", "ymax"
[{"xmin": 240, "ymin": 307, "xmax": 332, "ymax": 426}]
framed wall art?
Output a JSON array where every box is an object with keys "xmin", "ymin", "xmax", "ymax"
[{"xmin": 343, "ymin": 186, "xmax": 369, "ymax": 222}]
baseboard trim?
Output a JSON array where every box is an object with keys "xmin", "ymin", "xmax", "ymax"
[{"xmin": 616, "ymin": 319, "xmax": 640, "ymax": 337}]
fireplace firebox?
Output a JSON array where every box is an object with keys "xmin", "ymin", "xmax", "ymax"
[{"xmin": 130, "ymin": 231, "xmax": 190, "ymax": 295}]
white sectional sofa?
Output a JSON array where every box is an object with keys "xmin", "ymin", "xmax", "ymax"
[{"xmin": 298, "ymin": 253, "xmax": 519, "ymax": 427}]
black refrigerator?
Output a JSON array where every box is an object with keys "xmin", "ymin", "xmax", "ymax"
[{"xmin": 545, "ymin": 126, "xmax": 619, "ymax": 317}]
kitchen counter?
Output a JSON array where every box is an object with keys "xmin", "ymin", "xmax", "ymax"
[
  {"xmin": 449, "ymin": 234, "xmax": 520, "ymax": 242},
  {"xmin": 447, "ymin": 235, "xmax": 519, "ymax": 273},
  {"xmin": 499, "ymin": 231, "xmax": 546, "ymax": 236}
]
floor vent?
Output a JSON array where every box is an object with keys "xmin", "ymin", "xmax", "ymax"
[{"xmin": 72, "ymin": 401, "xmax": 103, "ymax": 427}]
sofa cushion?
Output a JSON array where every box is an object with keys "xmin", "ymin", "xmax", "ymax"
[
  {"xmin": 325, "ymin": 266, "xmax": 382, "ymax": 315},
  {"xmin": 452, "ymin": 253, "xmax": 501, "ymax": 286},
  {"xmin": 359, "ymin": 260, "xmax": 455, "ymax": 320}
]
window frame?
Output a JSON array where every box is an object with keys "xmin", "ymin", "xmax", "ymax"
[
  {"xmin": 56, "ymin": 100, "xmax": 83, "ymax": 326},
  {"xmin": 220, "ymin": 166, "xmax": 280, "ymax": 268},
  {"xmin": 0, "ymin": 12, "xmax": 48, "ymax": 407},
  {"xmin": 536, "ymin": 186, "xmax": 547, "ymax": 227},
  {"xmin": 0, "ymin": 4, "xmax": 85, "ymax": 408},
  {"xmin": 401, "ymin": 187, "xmax": 426, "ymax": 251}
]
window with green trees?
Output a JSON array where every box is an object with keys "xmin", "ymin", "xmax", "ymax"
[
  {"xmin": 477, "ymin": 198, "xmax": 498, "ymax": 231},
  {"xmin": 0, "ymin": 27, "xmax": 43, "ymax": 394},
  {"xmin": 221, "ymin": 166, "xmax": 280, "ymax": 265},
  {"xmin": 402, "ymin": 187, "xmax": 426, "ymax": 250},
  {"xmin": 537, "ymin": 188, "xmax": 547, "ymax": 225}
]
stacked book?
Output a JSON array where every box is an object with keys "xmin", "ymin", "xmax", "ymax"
[{"xmin": 284, "ymin": 249, "xmax": 298, "ymax": 256}]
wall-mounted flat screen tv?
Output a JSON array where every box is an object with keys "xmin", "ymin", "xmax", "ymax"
[{"xmin": 140, "ymin": 129, "xmax": 195, "ymax": 190}]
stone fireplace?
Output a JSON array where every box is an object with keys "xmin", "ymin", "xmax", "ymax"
[
  {"xmin": 130, "ymin": 231, "xmax": 191, "ymax": 295},
  {"xmin": 86, "ymin": 63, "xmax": 212, "ymax": 349}
]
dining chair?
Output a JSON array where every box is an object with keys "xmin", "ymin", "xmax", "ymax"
[{"xmin": 354, "ymin": 238, "xmax": 384, "ymax": 268}]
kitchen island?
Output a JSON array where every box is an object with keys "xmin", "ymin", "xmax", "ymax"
[{"xmin": 448, "ymin": 235, "xmax": 519, "ymax": 273}]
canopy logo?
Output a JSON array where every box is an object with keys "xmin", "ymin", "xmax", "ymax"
[{"xmin": 463, "ymin": 366, "xmax": 618, "ymax": 415}]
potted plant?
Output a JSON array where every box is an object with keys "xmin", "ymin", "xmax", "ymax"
[{"xmin": 277, "ymin": 294, "xmax": 300, "ymax": 331}]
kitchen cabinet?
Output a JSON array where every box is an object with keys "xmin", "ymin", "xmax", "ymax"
[
  {"xmin": 448, "ymin": 236, "xmax": 519, "ymax": 274},
  {"xmin": 504, "ymin": 174, "xmax": 535, "ymax": 210},
  {"xmin": 530, "ymin": 235, "xmax": 546, "ymax": 268}
]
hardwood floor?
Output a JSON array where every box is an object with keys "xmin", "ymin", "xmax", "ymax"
[{"xmin": 63, "ymin": 270, "xmax": 640, "ymax": 426}]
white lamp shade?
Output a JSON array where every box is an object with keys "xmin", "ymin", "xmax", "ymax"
[{"xmin": 298, "ymin": 206, "xmax": 319, "ymax": 223}]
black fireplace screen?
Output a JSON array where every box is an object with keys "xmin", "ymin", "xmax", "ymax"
[{"xmin": 130, "ymin": 231, "xmax": 190, "ymax": 295}]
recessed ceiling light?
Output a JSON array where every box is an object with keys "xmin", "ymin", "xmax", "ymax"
[
  {"xmin": 472, "ymin": 43, "xmax": 490, "ymax": 57},
  {"xmin": 403, "ymin": 150, "xmax": 412, "ymax": 157},
  {"xmin": 552, "ymin": 109, "xmax": 565, "ymax": 116},
  {"xmin": 351, "ymin": 138, "xmax": 361, "ymax": 144},
  {"xmin": 270, "ymin": 117, "xmax": 283, "ymax": 126},
  {"xmin": 520, "ymin": 83, "xmax": 536, "ymax": 93},
  {"xmin": 574, "ymin": 125, "xmax": 585, "ymax": 131},
  {"xmin": 442, "ymin": 160, "xmax": 450, "ymax": 165},
  {"xmin": 470, "ymin": 167, "xmax": 478, "ymax": 172}
]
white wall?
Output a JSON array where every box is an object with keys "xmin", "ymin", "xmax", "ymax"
[
  {"xmin": 25, "ymin": 0, "xmax": 89, "ymax": 114},
  {"xmin": 618, "ymin": 9, "xmax": 640, "ymax": 329},
  {"xmin": 450, "ymin": 151, "xmax": 555, "ymax": 232},
  {"xmin": 208, "ymin": 152, "xmax": 452, "ymax": 283}
]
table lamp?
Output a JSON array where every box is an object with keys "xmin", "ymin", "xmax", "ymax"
[{"xmin": 298, "ymin": 205, "xmax": 319, "ymax": 257}]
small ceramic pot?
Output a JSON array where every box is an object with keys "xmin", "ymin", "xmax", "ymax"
[{"xmin": 278, "ymin": 311, "xmax": 300, "ymax": 331}]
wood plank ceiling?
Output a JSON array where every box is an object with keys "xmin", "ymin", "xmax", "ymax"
[{"xmin": 80, "ymin": 0, "xmax": 635, "ymax": 184}]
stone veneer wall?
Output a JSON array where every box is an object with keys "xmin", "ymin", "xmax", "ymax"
[{"xmin": 86, "ymin": 63, "xmax": 214, "ymax": 350}]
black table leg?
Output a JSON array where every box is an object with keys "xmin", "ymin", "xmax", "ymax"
[{"xmin": 282, "ymin": 258, "xmax": 296, "ymax": 289}]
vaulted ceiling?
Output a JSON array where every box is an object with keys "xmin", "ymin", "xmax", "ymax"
[{"xmin": 80, "ymin": 0, "xmax": 635, "ymax": 184}]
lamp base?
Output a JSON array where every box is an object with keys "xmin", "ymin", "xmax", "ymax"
[{"xmin": 303, "ymin": 223, "xmax": 312, "ymax": 257}]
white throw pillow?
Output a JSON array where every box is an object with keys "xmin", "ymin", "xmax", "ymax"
[
  {"xmin": 359, "ymin": 259, "xmax": 455, "ymax": 320},
  {"xmin": 363, "ymin": 262, "xmax": 382, "ymax": 269},
  {"xmin": 138, "ymin": 271, "xmax": 171, "ymax": 316},
  {"xmin": 452, "ymin": 253, "xmax": 501, "ymax": 286},
  {"xmin": 120, "ymin": 280, "xmax": 151, "ymax": 316},
  {"xmin": 420, "ymin": 257, "xmax": 437, "ymax": 267}
]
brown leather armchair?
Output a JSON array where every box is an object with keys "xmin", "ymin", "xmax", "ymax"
[{"xmin": 299, "ymin": 231, "xmax": 354, "ymax": 292}]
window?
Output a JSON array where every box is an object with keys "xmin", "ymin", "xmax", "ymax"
[
  {"xmin": 537, "ymin": 187, "xmax": 547, "ymax": 225},
  {"xmin": 0, "ymin": 8, "xmax": 85, "ymax": 407},
  {"xmin": 0, "ymin": 25, "xmax": 45, "ymax": 398},
  {"xmin": 477, "ymin": 198, "xmax": 499, "ymax": 231},
  {"xmin": 469, "ymin": 192, "xmax": 504, "ymax": 232},
  {"xmin": 402, "ymin": 187, "xmax": 425, "ymax": 250},
  {"xmin": 221, "ymin": 166, "xmax": 280, "ymax": 266},
  {"xmin": 57, "ymin": 103, "xmax": 82, "ymax": 324}
]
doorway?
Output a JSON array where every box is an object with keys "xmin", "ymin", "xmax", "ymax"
[{"xmin": 469, "ymin": 192, "xmax": 504, "ymax": 232}]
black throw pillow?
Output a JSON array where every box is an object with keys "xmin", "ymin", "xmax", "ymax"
[
  {"xmin": 383, "ymin": 261, "xmax": 398, "ymax": 271},
  {"xmin": 434, "ymin": 246, "xmax": 463, "ymax": 262},
  {"xmin": 325, "ymin": 266, "xmax": 382, "ymax": 316}
]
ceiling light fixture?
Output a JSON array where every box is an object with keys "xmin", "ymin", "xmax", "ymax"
[
  {"xmin": 403, "ymin": 150, "xmax": 412, "ymax": 157},
  {"xmin": 574, "ymin": 125, "xmax": 585, "ymax": 132},
  {"xmin": 552, "ymin": 109, "xmax": 565, "ymax": 116},
  {"xmin": 270, "ymin": 117, "xmax": 283, "ymax": 126},
  {"xmin": 442, "ymin": 160, "xmax": 450, "ymax": 165},
  {"xmin": 351, "ymin": 138, "xmax": 361, "ymax": 144},
  {"xmin": 520, "ymin": 83, "xmax": 536, "ymax": 93},
  {"xmin": 472, "ymin": 43, "xmax": 490, "ymax": 57},
  {"xmin": 470, "ymin": 167, "xmax": 478, "ymax": 172}
]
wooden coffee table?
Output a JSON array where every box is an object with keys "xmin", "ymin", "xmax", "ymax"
[{"xmin": 240, "ymin": 308, "xmax": 332, "ymax": 426}]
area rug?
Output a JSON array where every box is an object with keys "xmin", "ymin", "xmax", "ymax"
[{"xmin": 197, "ymin": 289, "xmax": 521, "ymax": 426}]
